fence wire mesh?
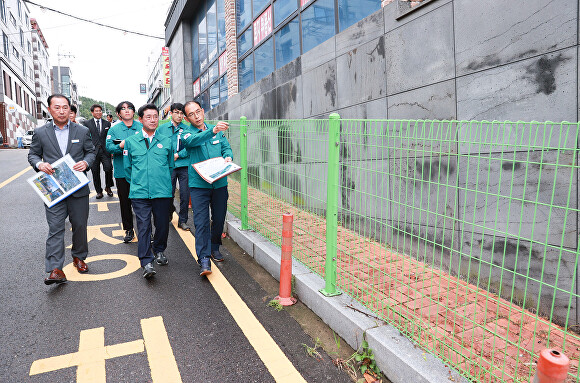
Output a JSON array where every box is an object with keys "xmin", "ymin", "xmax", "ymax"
[{"xmin": 222, "ymin": 118, "xmax": 580, "ymax": 383}]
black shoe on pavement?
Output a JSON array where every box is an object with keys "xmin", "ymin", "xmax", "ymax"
[
  {"xmin": 155, "ymin": 252, "xmax": 168, "ymax": 265},
  {"xmin": 123, "ymin": 229, "xmax": 134, "ymax": 243},
  {"xmin": 199, "ymin": 257, "xmax": 212, "ymax": 276},
  {"xmin": 142, "ymin": 262, "xmax": 156, "ymax": 279},
  {"xmin": 95, "ymin": 192, "xmax": 104, "ymax": 199},
  {"xmin": 211, "ymin": 250, "xmax": 224, "ymax": 262},
  {"xmin": 178, "ymin": 222, "xmax": 190, "ymax": 231}
]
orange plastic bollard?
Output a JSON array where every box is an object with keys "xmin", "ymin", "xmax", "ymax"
[
  {"xmin": 275, "ymin": 213, "xmax": 297, "ymax": 306},
  {"xmin": 533, "ymin": 349, "xmax": 569, "ymax": 383}
]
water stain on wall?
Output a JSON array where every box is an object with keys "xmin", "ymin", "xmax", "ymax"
[{"xmin": 525, "ymin": 53, "xmax": 570, "ymax": 95}]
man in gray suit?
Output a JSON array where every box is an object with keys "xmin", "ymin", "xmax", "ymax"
[{"xmin": 28, "ymin": 94, "xmax": 96, "ymax": 285}]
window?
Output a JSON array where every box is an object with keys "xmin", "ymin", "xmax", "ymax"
[
  {"xmin": 207, "ymin": 0, "xmax": 217, "ymax": 62},
  {"xmin": 217, "ymin": 0, "xmax": 226, "ymax": 53},
  {"xmin": 275, "ymin": 18, "xmax": 300, "ymax": 69},
  {"xmin": 210, "ymin": 81, "xmax": 219, "ymax": 109},
  {"xmin": 3, "ymin": 71, "xmax": 10, "ymax": 99},
  {"xmin": 237, "ymin": 26, "xmax": 252, "ymax": 57},
  {"xmin": 253, "ymin": 0, "xmax": 269, "ymax": 17},
  {"xmin": 17, "ymin": 0, "xmax": 21, "ymax": 18},
  {"xmin": 239, "ymin": 53, "xmax": 254, "ymax": 91},
  {"xmin": 199, "ymin": 15, "xmax": 208, "ymax": 70},
  {"xmin": 274, "ymin": 0, "xmax": 297, "ymax": 27},
  {"xmin": 10, "ymin": 12, "xmax": 15, "ymax": 26},
  {"xmin": 12, "ymin": 45, "xmax": 19, "ymax": 58},
  {"xmin": 27, "ymin": 41, "xmax": 30, "ymax": 54},
  {"xmin": 0, "ymin": 0, "xmax": 5, "ymax": 23},
  {"xmin": 200, "ymin": 71, "xmax": 209, "ymax": 90},
  {"xmin": 19, "ymin": 28, "xmax": 23, "ymax": 47},
  {"xmin": 301, "ymin": 0, "xmax": 335, "ymax": 53},
  {"xmin": 21, "ymin": 57, "xmax": 25, "ymax": 76},
  {"xmin": 237, "ymin": 0, "xmax": 252, "ymax": 31},
  {"xmin": 338, "ymin": 0, "xmax": 380, "ymax": 31},
  {"xmin": 2, "ymin": 32, "xmax": 8, "ymax": 57},
  {"xmin": 25, "ymin": 13, "xmax": 28, "ymax": 26},
  {"xmin": 254, "ymin": 38, "xmax": 273, "ymax": 82},
  {"xmin": 191, "ymin": 22, "xmax": 200, "ymax": 79},
  {"xmin": 219, "ymin": 75, "xmax": 228, "ymax": 103},
  {"xmin": 208, "ymin": 60, "xmax": 219, "ymax": 84}
]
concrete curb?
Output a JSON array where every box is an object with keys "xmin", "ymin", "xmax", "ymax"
[{"xmin": 225, "ymin": 214, "xmax": 468, "ymax": 383}]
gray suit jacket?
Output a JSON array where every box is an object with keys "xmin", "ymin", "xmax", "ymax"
[{"xmin": 28, "ymin": 121, "xmax": 96, "ymax": 197}]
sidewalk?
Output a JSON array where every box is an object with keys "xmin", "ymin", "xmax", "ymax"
[{"xmin": 226, "ymin": 180, "xmax": 580, "ymax": 383}]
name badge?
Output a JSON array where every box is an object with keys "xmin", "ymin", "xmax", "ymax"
[
  {"xmin": 157, "ymin": 143, "xmax": 163, "ymax": 148},
  {"xmin": 212, "ymin": 140, "xmax": 219, "ymax": 144},
  {"xmin": 71, "ymin": 139, "xmax": 80, "ymax": 143}
]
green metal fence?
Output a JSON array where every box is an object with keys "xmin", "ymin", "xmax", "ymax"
[{"xmin": 222, "ymin": 117, "xmax": 580, "ymax": 383}]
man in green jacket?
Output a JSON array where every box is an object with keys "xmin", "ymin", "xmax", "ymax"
[
  {"xmin": 123, "ymin": 104, "xmax": 174, "ymax": 279},
  {"xmin": 157, "ymin": 102, "xmax": 192, "ymax": 231},
  {"xmin": 182, "ymin": 101, "xmax": 231, "ymax": 276},
  {"xmin": 106, "ymin": 101, "xmax": 142, "ymax": 243}
]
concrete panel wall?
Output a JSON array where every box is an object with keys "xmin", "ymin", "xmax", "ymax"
[{"xmin": 204, "ymin": 0, "xmax": 580, "ymax": 325}]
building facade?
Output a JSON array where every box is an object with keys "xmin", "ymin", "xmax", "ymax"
[
  {"xmin": 164, "ymin": 0, "xmax": 381, "ymax": 113},
  {"xmin": 50, "ymin": 66, "xmax": 79, "ymax": 108},
  {"xmin": 30, "ymin": 18, "xmax": 50, "ymax": 121},
  {"xmin": 0, "ymin": 0, "xmax": 37, "ymax": 146},
  {"xmin": 146, "ymin": 47, "xmax": 171, "ymax": 118}
]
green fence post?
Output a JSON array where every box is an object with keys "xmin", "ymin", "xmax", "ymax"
[
  {"xmin": 240, "ymin": 116, "xmax": 249, "ymax": 230},
  {"xmin": 320, "ymin": 113, "xmax": 341, "ymax": 297}
]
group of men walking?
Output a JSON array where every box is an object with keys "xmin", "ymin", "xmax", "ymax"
[{"xmin": 28, "ymin": 93, "xmax": 232, "ymax": 284}]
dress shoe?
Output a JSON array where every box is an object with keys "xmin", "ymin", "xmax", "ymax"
[
  {"xmin": 178, "ymin": 222, "xmax": 190, "ymax": 231},
  {"xmin": 211, "ymin": 250, "xmax": 224, "ymax": 262},
  {"xmin": 155, "ymin": 252, "xmax": 168, "ymax": 266},
  {"xmin": 105, "ymin": 187, "xmax": 113, "ymax": 197},
  {"xmin": 199, "ymin": 257, "xmax": 212, "ymax": 276},
  {"xmin": 72, "ymin": 257, "xmax": 89, "ymax": 273},
  {"xmin": 123, "ymin": 229, "xmax": 134, "ymax": 243},
  {"xmin": 95, "ymin": 192, "xmax": 104, "ymax": 199},
  {"xmin": 142, "ymin": 262, "xmax": 156, "ymax": 279},
  {"xmin": 44, "ymin": 268, "xmax": 67, "ymax": 285}
]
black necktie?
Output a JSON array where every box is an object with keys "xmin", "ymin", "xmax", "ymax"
[{"xmin": 96, "ymin": 119, "xmax": 100, "ymax": 133}]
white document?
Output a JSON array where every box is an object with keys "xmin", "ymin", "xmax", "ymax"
[
  {"xmin": 193, "ymin": 156, "xmax": 241, "ymax": 184},
  {"xmin": 27, "ymin": 154, "xmax": 90, "ymax": 208}
]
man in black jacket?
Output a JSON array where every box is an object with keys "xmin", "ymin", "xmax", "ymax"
[{"xmin": 83, "ymin": 104, "xmax": 113, "ymax": 198}]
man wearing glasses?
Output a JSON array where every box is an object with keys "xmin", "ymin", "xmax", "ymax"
[
  {"xmin": 182, "ymin": 101, "xmax": 231, "ymax": 276},
  {"xmin": 106, "ymin": 101, "xmax": 142, "ymax": 243},
  {"xmin": 123, "ymin": 104, "xmax": 174, "ymax": 278},
  {"xmin": 157, "ymin": 103, "xmax": 192, "ymax": 231}
]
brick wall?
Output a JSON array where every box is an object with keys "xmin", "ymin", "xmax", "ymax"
[{"xmin": 225, "ymin": 0, "xmax": 238, "ymax": 97}]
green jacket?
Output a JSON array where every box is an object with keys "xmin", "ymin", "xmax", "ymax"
[
  {"xmin": 106, "ymin": 120, "xmax": 143, "ymax": 179},
  {"xmin": 156, "ymin": 121, "xmax": 192, "ymax": 168},
  {"xmin": 182, "ymin": 123, "xmax": 233, "ymax": 189},
  {"xmin": 123, "ymin": 131, "xmax": 175, "ymax": 199}
]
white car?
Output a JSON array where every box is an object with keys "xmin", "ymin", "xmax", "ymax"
[{"xmin": 22, "ymin": 129, "xmax": 34, "ymax": 148}]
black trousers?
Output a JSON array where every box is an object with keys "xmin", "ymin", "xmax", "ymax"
[
  {"xmin": 115, "ymin": 177, "xmax": 133, "ymax": 231},
  {"xmin": 91, "ymin": 148, "xmax": 113, "ymax": 193}
]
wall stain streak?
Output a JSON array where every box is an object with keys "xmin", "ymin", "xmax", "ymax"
[{"xmin": 525, "ymin": 53, "xmax": 570, "ymax": 95}]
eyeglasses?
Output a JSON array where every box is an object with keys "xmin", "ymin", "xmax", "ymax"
[{"xmin": 186, "ymin": 109, "xmax": 203, "ymax": 118}]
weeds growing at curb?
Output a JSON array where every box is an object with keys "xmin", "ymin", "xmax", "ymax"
[
  {"xmin": 302, "ymin": 337, "xmax": 323, "ymax": 360},
  {"xmin": 267, "ymin": 299, "xmax": 283, "ymax": 311}
]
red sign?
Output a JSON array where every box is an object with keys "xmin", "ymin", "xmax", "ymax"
[
  {"xmin": 253, "ymin": 6, "xmax": 272, "ymax": 46},
  {"xmin": 219, "ymin": 51, "xmax": 227, "ymax": 76},
  {"xmin": 193, "ymin": 78, "xmax": 200, "ymax": 97},
  {"xmin": 162, "ymin": 47, "xmax": 170, "ymax": 88},
  {"xmin": 301, "ymin": 0, "xmax": 311, "ymax": 7}
]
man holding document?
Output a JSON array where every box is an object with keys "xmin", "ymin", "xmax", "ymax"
[
  {"xmin": 182, "ymin": 101, "xmax": 232, "ymax": 276},
  {"xmin": 28, "ymin": 94, "xmax": 95, "ymax": 285}
]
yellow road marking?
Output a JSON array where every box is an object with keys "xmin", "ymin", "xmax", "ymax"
[
  {"xmin": 89, "ymin": 200, "xmax": 119, "ymax": 212},
  {"xmin": 62, "ymin": 254, "xmax": 141, "ymax": 281},
  {"xmin": 172, "ymin": 215, "xmax": 307, "ymax": 383},
  {"xmin": 30, "ymin": 316, "xmax": 179, "ymax": 382},
  {"xmin": 0, "ymin": 166, "xmax": 31, "ymax": 189},
  {"xmin": 141, "ymin": 317, "xmax": 183, "ymax": 382}
]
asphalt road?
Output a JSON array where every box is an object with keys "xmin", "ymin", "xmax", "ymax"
[{"xmin": 0, "ymin": 149, "xmax": 353, "ymax": 383}]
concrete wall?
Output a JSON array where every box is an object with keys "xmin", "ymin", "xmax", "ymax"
[
  {"xmin": 169, "ymin": 22, "xmax": 193, "ymax": 104},
  {"xmin": 207, "ymin": 0, "xmax": 580, "ymax": 325}
]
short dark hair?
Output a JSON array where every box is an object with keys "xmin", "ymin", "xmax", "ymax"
[
  {"xmin": 106, "ymin": 114, "xmax": 113, "ymax": 118},
  {"xmin": 90, "ymin": 104, "xmax": 102, "ymax": 112},
  {"xmin": 184, "ymin": 101, "xmax": 202, "ymax": 111},
  {"xmin": 115, "ymin": 101, "xmax": 135, "ymax": 114},
  {"xmin": 70, "ymin": 104, "xmax": 77, "ymax": 113},
  {"xmin": 137, "ymin": 103, "xmax": 159, "ymax": 118},
  {"xmin": 170, "ymin": 103, "xmax": 184, "ymax": 113},
  {"xmin": 47, "ymin": 94, "xmax": 71, "ymax": 107}
]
